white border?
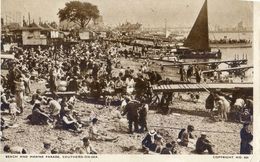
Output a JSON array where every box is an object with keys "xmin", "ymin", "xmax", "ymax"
[{"xmin": 0, "ymin": 1, "xmax": 259, "ymax": 162}]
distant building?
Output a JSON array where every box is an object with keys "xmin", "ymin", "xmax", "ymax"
[
  {"xmin": 21, "ymin": 22, "xmax": 49, "ymax": 45},
  {"xmin": 1, "ymin": 23, "xmax": 23, "ymax": 46},
  {"xmin": 79, "ymin": 29, "xmax": 95, "ymax": 40},
  {"xmin": 40, "ymin": 23, "xmax": 59, "ymax": 38}
]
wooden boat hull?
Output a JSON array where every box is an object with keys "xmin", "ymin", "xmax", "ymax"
[{"xmin": 176, "ymin": 51, "xmax": 222, "ymax": 59}]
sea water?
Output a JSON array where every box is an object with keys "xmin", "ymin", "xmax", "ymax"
[{"xmin": 183, "ymin": 32, "xmax": 253, "ymax": 82}]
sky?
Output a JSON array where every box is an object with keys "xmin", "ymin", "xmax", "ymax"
[{"xmin": 1, "ymin": 0, "xmax": 253, "ymax": 28}]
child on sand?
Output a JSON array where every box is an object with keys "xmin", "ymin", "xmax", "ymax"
[{"xmin": 9, "ymin": 98, "xmax": 19, "ymax": 122}]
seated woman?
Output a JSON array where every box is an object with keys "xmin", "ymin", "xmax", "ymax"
[
  {"xmin": 90, "ymin": 79, "xmax": 102, "ymax": 100},
  {"xmin": 3, "ymin": 145, "xmax": 27, "ymax": 154},
  {"xmin": 88, "ymin": 118, "xmax": 118, "ymax": 142},
  {"xmin": 30, "ymin": 89, "xmax": 42, "ymax": 105},
  {"xmin": 106, "ymin": 79, "xmax": 115, "ymax": 95},
  {"xmin": 1, "ymin": 117, "xmax": 8, "ymax": 131},
  {"xmin": 178, "ymin": 125, "xmax": 195, "ymax": 147},
  {"xmin": 9, "ymin": 98, "xmax": 19, "ymax": 122},
  {"xmin": 1, "ymin": 89, "xmax": 12, "ymax": 111},
  {"xmin": 114, "ymin": 77, "xmax": 125, "ymax": 98},
  {"xmin": 153, "ymin": 135, "xmax": 165, "ymax": 153},
  {"xmin": 29, "ymin": 100, "xmax": 52, "ymax": 125},
  {"xmin": 67, "ymin": 76, "xmax": 80, "ymax": 92},
  {"xmin": 78, "ymin": 81, "xmax": 90, "ymax": 97},
  {"xmin": 62, "ymin": 109, "xmax": 82, "ymax": 132}
]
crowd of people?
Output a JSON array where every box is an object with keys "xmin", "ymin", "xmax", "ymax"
[
  {"xmin": 205, "ymin": 91, "xmax": 253, "ymax": 123},
  {"xmin": 141, "ymin": 125, "xmax": 215, "ymax": 154},
  {"xmin": 0, "ymin": 38, "xmax": 253, "ymax": 155},
  {"xmin": 210, "ymin": 38, "xmax": 251, "ymax": 44},
  {"xmin": 179, "ymin": 65, "xmax": 203, "ymax": 83}
]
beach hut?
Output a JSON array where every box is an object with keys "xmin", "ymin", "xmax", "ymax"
[
  {"xmin": 21, "ymin": 22, "xmax": 49, "ymax": 46},
  {"xmin": 79, "ymin": 29, "xmax": 95, "ymax": 41}
]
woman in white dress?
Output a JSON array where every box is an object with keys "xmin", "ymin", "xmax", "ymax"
[{"xmin": 125, "ymin": 76, "xmax": 135, "ymax": 95}]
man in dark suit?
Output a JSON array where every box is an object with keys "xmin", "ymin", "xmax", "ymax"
[{"xmin": 122, "ymin": 98, "xmax": 141, "ymax": 134}]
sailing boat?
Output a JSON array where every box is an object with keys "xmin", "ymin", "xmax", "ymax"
[{"xmin": 175, "ymin": 0, "xmax": 222, "ymax": 59}]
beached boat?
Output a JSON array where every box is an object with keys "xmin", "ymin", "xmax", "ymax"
[{"xmin": 174, "ymin": 0, "xmax": 222, "ymax": 59}]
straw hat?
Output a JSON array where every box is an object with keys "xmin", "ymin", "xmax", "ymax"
[
  {"xmin": 201, "ymin": 132, "xmax": 207, "ymax": 136},
  {"xmin": 149, "ymin": 129, "xmax": 156, "ymax": 136}
]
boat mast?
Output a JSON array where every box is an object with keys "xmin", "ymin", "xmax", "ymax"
[{"xmin": 165, "ymin": 18, "xmax": 167, "ymax": 38}]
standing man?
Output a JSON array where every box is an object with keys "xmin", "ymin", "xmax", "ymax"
[
  {"xmin": 187, "ymin": 65, "xmax": 193, "ymax": 82},
  {"xmin": 195, "ymin": 66, "xmax": 201, "ymax": 83},
  {"xmin": 240, "ymin": 123, "xmax": 253, "ymax": 154},
  {"xmin": 179, "ymin": 65, "xmax": 184, "ymax": 81},
  {"xmin": 122, "ymin": 98, "xmax": 141, "ymax": 134},
  {"xmin": 49, "ymin": 68, "xmax": 57, "ymax": 93},
  {"xmin": 139, "ymin": 103, "xmax": 149, "ymax": 133},
  {"xmin": 205, "ymin": 92, "xmax": 215, "ymax": 112},
  {"xmin": 14, "ymin": 76, "xmax": 25, "ymax": 114}
]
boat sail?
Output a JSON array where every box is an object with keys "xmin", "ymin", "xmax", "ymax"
[
  {"xmin": 175, "ymin": 0, "xmax": 221, "ymax": 59},
  {"xmin": 184, "ymin": 0, "xmax": 209, "ymax": 51}
]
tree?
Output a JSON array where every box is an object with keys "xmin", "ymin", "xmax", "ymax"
[{"xmin": 58, "ymin": 1, "xmax": 100, "ymax": 29}]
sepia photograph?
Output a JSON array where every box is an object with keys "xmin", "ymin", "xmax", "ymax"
[{"xmin": 0, "ymin": 0, "xmax": 255, "ymax": 157}]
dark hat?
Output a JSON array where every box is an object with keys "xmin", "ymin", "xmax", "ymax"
[
  {"xmin": 43, "ymin": 139, "xmax": 51, "ymax": 145},
  {"xmin": 187, "ymin": 125, "xmax": 194, "ymax": 131},
  {"xmin": 82, "ymin": 137, "xmax": 89, "ymax": 143},
  {"xmin": 92, "ymin": 118, "xmax": 98, "ymax": 124},
  {"xmin": 201, "ymin": 132, "xmax": 207, "ymax": 136},
  {"xmin": 3, "ymin": 145, "xmax": 11, "ymax": 152},
  {"xmin": 243, "ymin": 122, "xmax": 250, "ymax": 127},
  {"xmin": 171, "ymin": 141, "xmax": 176, "ymax": 145},
  {"xmin": 36, "ymin": 89, "xmax": 41, "ymax": 94},
  {"xmin": 166, "ymin": 143, "xmax": 173, "ymax": 148},
  {"xmin": 5, "ymin": 89, "xmax": 11, "ymax": 94},
  {"xmin": 51, "ymin": 148, "xmax": 58, "ymax": 154}
]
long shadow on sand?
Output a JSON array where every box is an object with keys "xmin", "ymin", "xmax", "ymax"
[
  {"xmin": 166, "ymin": 107, "xmax": 239, "ymax": 124},
  {"xmin": 160, "ymin": 106, "xmax": 211, "ymax": 118}
]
